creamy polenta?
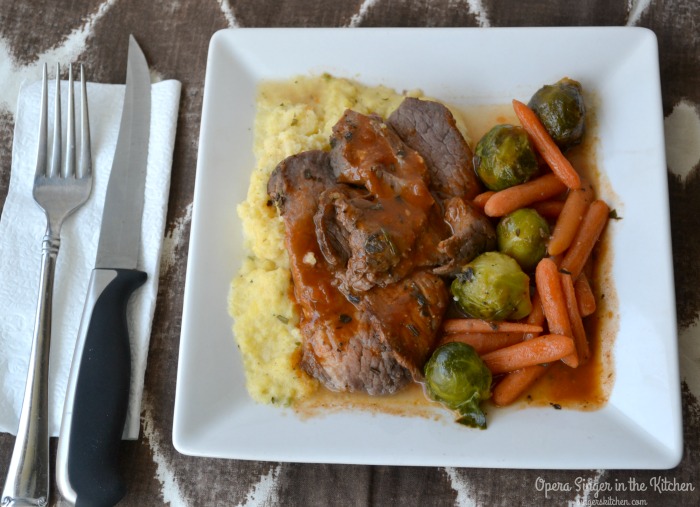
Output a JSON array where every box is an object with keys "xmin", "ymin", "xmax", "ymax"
[{"xmin": 228, "ymin": 75, "xmax": 436, "ymax": 405}]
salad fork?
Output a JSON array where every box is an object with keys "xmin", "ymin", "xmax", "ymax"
[{"xmin": 2, "ymin": 63, "xmax": 92, "ymax": 507}]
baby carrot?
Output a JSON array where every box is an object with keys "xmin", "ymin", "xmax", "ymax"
[
  {"xmin": 442, "ymin": 319, "xmax": 543, "ymax": 334},
  {"xmin": 561, "ymin": 272, "xmax": 590, "ymax": 363},
  {"xmin": 512, "ymin": 99, "xmax": 581, "ymax": 189},
  {"xmin": 535, "ymin": 258, "xmax": 572, "ymax": 337},
  {"xmin": 549, "ymin": 252, "xmax": 564, "ymax": 267},
  {"xmin": 491, "ymin": 364, "xmax": 550, "ymax": 406},
  {"xmin": 535, "ymin": 258, "xmax": 578, "ymax": 368},
  {"xmin": 522, "ymin": 290, "xmax": 546, "ymax": 340},
  {"xmin": 560, "ymin": 200, "xmax": 610, "ymax": 279},
  {"xmin": 439, "ymin": 332, "xmax": 525, "ymax": 355},
  {"xmin": 548, "ymin": 188, "xmax": 590, "ymax": 256},
  {"xmin": 531, "ymin": 200, "xmax": 565, "ymax": 219},
  {"xmin": 472, "ymin": 190, "xmax": 495, "ymax": 210},
  {"xmin": 484, "ymin": 173, "xmax": 567, "ymax": 217},
  {"xmin": 481, "ymin": 334, "xmax": 576, "ymax": 374},
  {"xmin": 575, "ymin": 273, "xmax": 596, "ymax": 317}
]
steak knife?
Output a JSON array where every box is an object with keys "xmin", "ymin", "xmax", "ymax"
[{"xmin": 56, "ymin": 35, "xmax": 151, "ymax": 507}]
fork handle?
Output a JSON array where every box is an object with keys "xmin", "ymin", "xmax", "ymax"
[{"xmin": 2, "ymin": 236, "xmax": 60, "ymax": 507}]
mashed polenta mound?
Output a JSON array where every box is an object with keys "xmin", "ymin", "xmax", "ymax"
[{"xmin": 229, "ymin": 74, "xmax": 470, "ymax": 405}]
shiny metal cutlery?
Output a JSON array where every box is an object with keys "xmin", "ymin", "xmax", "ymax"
[
  {"xmin": 56, "ymin": 35, "xmax": 151, "ymax": 507},
  {"xmin": 2, "ymin": 63, "xmax": 92, "ymax": 507}
]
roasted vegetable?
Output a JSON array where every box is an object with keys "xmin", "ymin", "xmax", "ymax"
[
  {"xmin": 424, "ymin": 342, "xmax": 492, "ymax": 428},
  {"xmin": 497, "ymin": 208, "xmax": 550, "ymax": 272},
  {"xmin": 473, "ymin": 124, "xmax": 538, "ymax": 191},
  {"xmin": 528, "ymin": 78, "xmax": 586, "ymax": 150},
  {"xmin": 451, "ymin": 251, "xmax": 532, "ymax": 321}
]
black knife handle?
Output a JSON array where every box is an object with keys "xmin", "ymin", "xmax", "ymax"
[{"xmin": 61, "ymin": 268, "xmax": 146, "ymax": 507}]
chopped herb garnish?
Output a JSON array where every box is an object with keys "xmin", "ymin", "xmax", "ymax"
[
  {"xmin": 609, "ymin": 209, "xmax": 622, "ymax": 220},
  {"xmin": 414, "ymin": 290, "xmax": 428, "ymax": 307},
  {"xmin": 274, "ymin": 314, "xmax": 289, "ymax": 324},
  {"xmin": 380, "ymin": 228, "xmax": 397, "ymax": 257}
]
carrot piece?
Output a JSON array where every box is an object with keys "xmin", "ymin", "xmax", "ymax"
[
  {"xmin": 439, "ymin": 332, "xmax": 525, "ymax": 355},
  {"xmin": 549, "ymin": 252, "xmax": 564, "ymax": 267},
  {"xmin": 548, "ymin": 188, "xmax": 590, "ymax": 255},
  {"xmin": 442, "ymin": 319, "xmax": 543, "ymax": 334},
  {"xmin": 512, "ymin": 99, "xmax": 581, "ymax": 190},
  {"xmin": 492, "ymin": 364, "xmax": 551, "ymax": 406},
  {"xmin": 481, "ymin": 334, "xmax": 576, "ymax": 374},
  {"xmin": 531, "ymin": 200, "xmax": 565, "ymax": 219},
  {"xmin": 560, "ymin": 200, "xmax": 610, "ymax": 279},
  {"xmin": 492, "ymin": 294, "xmax": 549, "ymax": 404},
  {"xmin": 561, "ymin": 272, "xmax": 590, "ymax": 363},
  {"xmin": 535, "ymin": 258, "xmax": 578, "ymax": 368},
  {"xmin": 523, "ymin": 291, "xmax": 546, "ymax": 340},
  {"xmin": 484, "ymin": 173, "xmax": 567, "ymax": 217},
  {"xmin": 472, "ymin": 190, "xmax": 495, "ymax": 210},
  {"xmin": 575, "ymin": 273, "xmax": 596, "ymax": 317},
  {"xmin": 535, "ymin": 258, "xmax": 572, "ymax": 336}
]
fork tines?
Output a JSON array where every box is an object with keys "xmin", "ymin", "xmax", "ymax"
[{"xmin": 37, "ymin": 62, "xmax": 91, "ymax": 181}]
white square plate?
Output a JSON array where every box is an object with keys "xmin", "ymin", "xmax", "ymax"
[{"xmin": 173, "ymin": 27, "xmax": 682, "ymax": 468}]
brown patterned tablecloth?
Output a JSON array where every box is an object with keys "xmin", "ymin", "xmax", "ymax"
[{"xmin": 1, "ymin": 1, "xmax": 699, "ymax": 505}]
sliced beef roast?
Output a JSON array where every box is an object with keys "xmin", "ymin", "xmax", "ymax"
[
  {"xmin": 320, "ymin": 109, "xmax": 449, "ymax": 292},
  {"xmin": 329, "ymin": 109, "xmax": 434, "ymax": 208},
  {"xmin": 301, "ymin": 269, "xmax": 448, "ymax": 393},
  {"xmin": 360, "ymin": 270, "xmax": 448, "ymax": 380},
  {"xmin": 314, "ymin": 184, "xmax": 443, "ymax": 292},
  {"xmin": 268, "ymin": 149, "xmax": 439, "ymax": 394},
  {"xmin": 434, "ymin": 197, "xmax": 497, "ymax": 277},
  {"xmin": 299, "ymin": 295, "xmax": 413, "ymax": 395},
  {"xmin": 268, "ymin": 150, "xmax": 336, "ymax": 214},
  {"xmin": 388, "ymin": 98, "xmax": 481, "ymax": 201}
]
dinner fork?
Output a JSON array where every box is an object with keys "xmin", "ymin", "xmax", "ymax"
[{"xmin": 2, "ymin": 63, "xmax": 92, "ymax": 507}]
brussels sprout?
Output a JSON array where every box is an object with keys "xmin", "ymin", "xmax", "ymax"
[
  {"xmin": 497, "ymin": 208, "xmax": 550, "ymax": 272},
  {"xmin": 473, "ymin": 124, "xmax": 538, "ymax": 191},
  {"xmin": 451, "ymin": 251, "xmax": 532, "ymax": 321},
  {"xmin": 424, "ymin": 342, "xmax": 492, "ymax": 428},
  {"xmin": 528, "ymin": 78, "xmax": 586, "ymax": 150}
]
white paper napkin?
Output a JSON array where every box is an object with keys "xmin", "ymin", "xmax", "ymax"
[{"xmin": 0, "ymin": 77, "xmax": 181, "ymax": 439}]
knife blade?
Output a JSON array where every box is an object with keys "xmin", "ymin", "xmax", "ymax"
[{"xmin": 56, "ymin": 35, "xmax": 150, "ymax": 507}]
